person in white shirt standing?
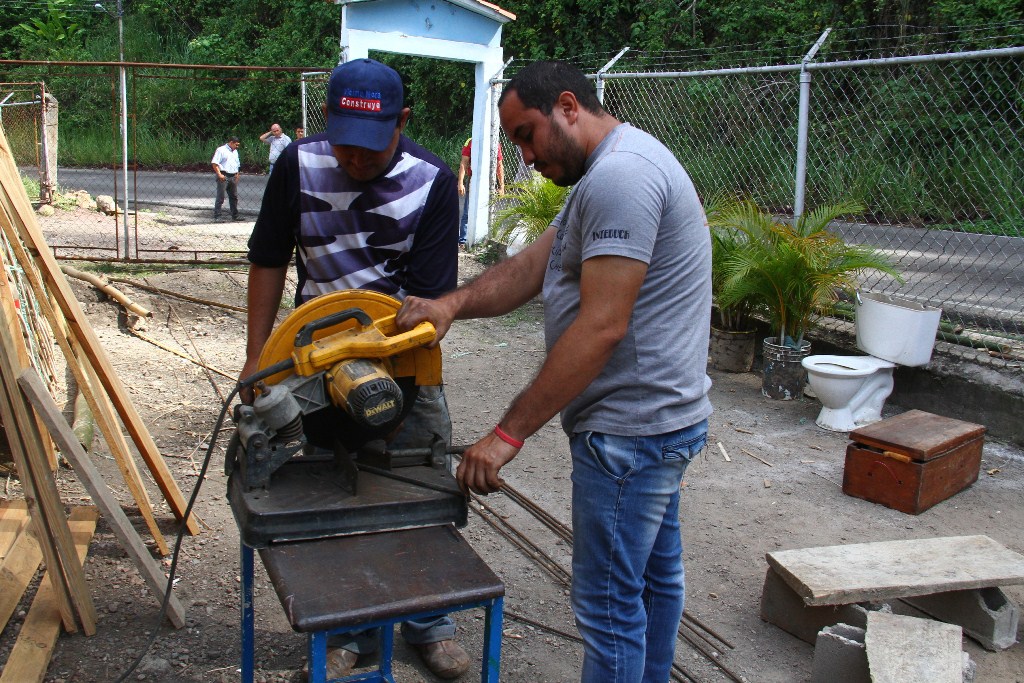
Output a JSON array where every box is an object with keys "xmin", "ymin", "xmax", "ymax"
[
  {"xmin": 211, "ymin": 135, "xmax": 242, "ymax": 221},
  {"xmin": 258, "ymin": 123, "xmax": 291, "ymax": 175}
]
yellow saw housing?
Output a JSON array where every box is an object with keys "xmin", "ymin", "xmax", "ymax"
[{"xmin": 257, "ymin": 289, "xmax": 442, "ymax": 398}]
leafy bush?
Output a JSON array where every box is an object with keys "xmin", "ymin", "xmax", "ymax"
[
  {"xmin": 491, "ymin": 171, "xmax": 569, "ymax": 245},
  {"xmin": 715, "ymin": 199, "xmax": 902, "ymax": 344}
]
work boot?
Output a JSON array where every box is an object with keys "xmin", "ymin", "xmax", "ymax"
[
  {"xmin": 304, "ymin": 647, "xmax": 357, "ymax": 681},
  {"xmin": 414, "ymin": 639, "xmax": 471, "ymax": 679}
]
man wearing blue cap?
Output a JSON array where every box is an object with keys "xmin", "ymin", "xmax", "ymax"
[{"xmin": 242, "ymin": 58, "xmax": 467, "ymax": 680}]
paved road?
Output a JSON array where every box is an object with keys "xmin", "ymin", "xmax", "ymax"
[
  {"xmin": 832, "ymin": 221, "xmax": 1024, "ymax": 329},
  {"xmin": 20, "ymin": 166, "xmax": 1024, "ymax": 331},
  {"xmin": 25, "ymin": 166, "xmax": 269, "ymax": 219}
]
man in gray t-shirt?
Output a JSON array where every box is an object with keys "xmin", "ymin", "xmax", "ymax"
[
  {"xmin": 396, "ymin": 60, "xmax": 712, "ymax": 682},
  {"xmin": 258, "ymin": 122, "xmax": 291, "ymax": 174}
]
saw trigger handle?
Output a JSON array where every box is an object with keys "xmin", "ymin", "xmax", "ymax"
[{"xmin": 294, "ymin": 308, "xmax": 373, "ymax": 347}]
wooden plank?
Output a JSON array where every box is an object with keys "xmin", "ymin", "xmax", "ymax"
[
  {"xmin": 0, "ymin": 521, "xmax": 43, "ymax": 633},
  {"xmin": 766, "ymin": 535, "xmax": 1024, "ymax": 607},
  {"xmin": 0, "ymin": 127, "xmax": 197, "ymax": 534},
  {"xmin": 80, "ymin": 356, "xmax": 170, "ymax": 556},
  {"xmin": 865, "ymin": 612, "xmax": 962, "ymax": 683},
  {"xmin": 18, "ymin": 369, "xmax": 187, "ymax": 629},
  {"xmin": 0, "ymin": 507, "xmax": 98, "ymax": 683},
  {"xmin": 0, "ymin": 499, "xmax": 29, "ymax": 560},
  {"xmin": 0, "ymin": 315, "xmax": 78, "ymax": 633},
  {"xmin": 0, "ymin": 191, "xmax": 173, "ymax": 553},
  {"xmin": 0, "ymin": 297, "xmax": 97, "ymax": 634},
  {"xmin": 0, "ymin": 244, "xmax": 56, "ymax": 471}
]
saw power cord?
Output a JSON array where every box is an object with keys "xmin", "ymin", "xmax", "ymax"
[{"xmin": 113, "ymin": 380, "xmax": 240, "ymax": 683}]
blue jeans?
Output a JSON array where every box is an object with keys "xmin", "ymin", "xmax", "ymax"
[
  {"xmin": 458, "ymin": 191, "xmax": 470, "ymax": 244},
  {"xmin": 570, "ymin": 420, "xmax": 708, "ymax": 683}
]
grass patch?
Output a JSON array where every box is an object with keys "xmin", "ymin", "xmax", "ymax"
[
  {"xmin": 472, "ymin": 240, "xmax": 506, "ymax": 267},
  {"xmin": 929, "ymin": 219, "xmax": 1023, "ymax": 238},
  {"xmin": 22, "ymin": 175, "xmax": 87, "ymax": 210}
]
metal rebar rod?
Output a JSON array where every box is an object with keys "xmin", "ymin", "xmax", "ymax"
[
  {"xmin": 505, "ymin": 610, "xmax": 700, "ymax": 683},
  {"xmin": 471, "ymin": 509, "xmax": 569, "ymax": 584},
  {"xmin": 470, "ymin": 504, "xmax": 569, "ymax": 584},
  {"xmin": 671, "ymin": 661, "xmax": 704, "ymax": 683},
  {"xmin": 478, "ymin": 478, "xmax": 739, "ymax": 681},
  {"xmin": 677, "ymin": 628, "xmax": 747, "ymax": 683},
  {"xmin": 355, "ymin": 464, "xmax": 464, "ymax": 496},
  {"xmin": 499, "ymin": 482, "xmax": 574, "ymax": 544},
  {"xmin": 683, "ymin": 610, "xmax": 736, "ymax": 650},
  {"xmin": 679, "ymin": 621, "xmax": 722, "ymax": 656},
  {"xmin": 504, "ymin": 609, "xmax": 581, "ymax": 643},
  {"xmin": 472, "ymin": 496, "xmax": 572, "ymax": 584},
  {"xmin": 109, "ymin": 278, "xmax": 247, "ymax": 312}
]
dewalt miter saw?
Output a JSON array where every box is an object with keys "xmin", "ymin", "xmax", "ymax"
[{"xmin": 226, "ymin": 290, "xmax": 467, "ymax": 547}]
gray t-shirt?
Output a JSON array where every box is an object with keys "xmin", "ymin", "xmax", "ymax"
[{"xmin": 544, "ymin": 123, "xmax": 713, "ymax": 436}]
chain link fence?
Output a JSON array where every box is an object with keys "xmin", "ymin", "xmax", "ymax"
[
  {"xmin": 2, "ymin": 29, "xmax": 1023, "ymax": 363},
  {"xmin": 1, "ymin": 62, "xmax": 327, "ymax": 262},
  {"xmin": 492, "ymin": 31, "xmax": 1024, "ymax": 365},
  {"xmin": 300, "ymin": 72, "xmax": 329, "ymax": 137},
  {"xmin": 0, "ymin": 82, "xmax": 44, "ymax": 177}
]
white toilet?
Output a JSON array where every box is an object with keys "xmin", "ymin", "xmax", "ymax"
[{"xmin": 802, "ymin": 292, "xmax": 942, "ymax": 432}]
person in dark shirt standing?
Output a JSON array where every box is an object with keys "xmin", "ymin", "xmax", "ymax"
[{"xmin": 241, "ymin": 58, "xmax": 467, "ymax": 680}]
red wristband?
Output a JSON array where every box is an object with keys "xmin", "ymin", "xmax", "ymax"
[{"xmin": 493, "ymin": 424, "xmax": 524, "ymax": 449}]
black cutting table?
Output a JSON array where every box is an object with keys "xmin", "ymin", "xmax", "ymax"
[{"xmin": 240, "ymin": 524, "xmax": 505, "ymax": 682}]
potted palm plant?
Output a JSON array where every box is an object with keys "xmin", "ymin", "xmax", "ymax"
[
  {"xmin": 707, "ymin": 195, "xmax": 762, "ymax": 372},
  {"xmin": 716, "ymin": 199, "xmax": 902, "ymax": 399},
  {"xmin": 491, "ymin": 170, "xmax": 570, "ymax": 247}
]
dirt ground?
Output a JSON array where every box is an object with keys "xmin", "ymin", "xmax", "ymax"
[{"xmin": 2, "ymin": 211, "xmax": 1023, "ymax": 683}]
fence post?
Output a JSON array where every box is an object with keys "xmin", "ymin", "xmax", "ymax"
[
  {"xmin": 488, "ymin": 58, "xmax": 513, "ymax": 241},
  {"xmin": 794, "ymin": 29, "xmax": 831, "ymax": 219},
  {"xmin": 39, "ymin": 91, "xmax": 58, "ymax": 204},
  {"xmin": 300, "ymin": 77, "xmax": 308, "ymax": 132},
  {"xmin": 595, "ymin": 47, "xmax": 630, "ymax": 106}
]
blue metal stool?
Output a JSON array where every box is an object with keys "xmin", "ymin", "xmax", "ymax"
[{"xmin": 241, "ymin": 525, "xmax": 504, "ymax": 682}]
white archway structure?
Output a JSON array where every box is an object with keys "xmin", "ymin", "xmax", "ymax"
[{"xmin": 336, "ymin": 0, "xmax": 515, "ymax": 247}]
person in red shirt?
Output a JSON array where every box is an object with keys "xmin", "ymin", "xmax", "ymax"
[{"xmin": 456, "ymin": 137, "xmax": 504, "ymax": 247}]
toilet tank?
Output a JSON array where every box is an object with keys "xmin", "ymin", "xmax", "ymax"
[{"xmin": 856, "ymin": 291, "xmax": 942, "ymax": 366}]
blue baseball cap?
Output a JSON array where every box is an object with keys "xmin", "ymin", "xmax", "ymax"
[{"xmin": 326, "ymin": 59, "xmax": 404, "ymax": 152}]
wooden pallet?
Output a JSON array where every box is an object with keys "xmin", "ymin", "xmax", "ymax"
[{"xmin": 0, "ymin": 503, "xmax": 99, "ymax": 683}]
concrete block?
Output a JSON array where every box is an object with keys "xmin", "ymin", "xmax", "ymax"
[
  {"xmin": 865, "ymin": 612, "xmax": 962, "ymax": 683},
  {"xmin": 810, "ymin": 623, "xmax": 869, "ymax": 683},
  {"xmin": 766, "ymin": 535, "xmax": 1024, "ymax": 606},
  {"xmin": 903, "ymin": 586, "xmax": 1019, "ymax": 651},
  {"xmin": 759, "ymin": 567, "xmax": 889, "ymax": 644},
  {"xmin": 962, "ymin": 652, "xmax": 977, "ymax": 683}
]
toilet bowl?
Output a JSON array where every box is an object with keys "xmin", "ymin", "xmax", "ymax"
[
  {"xmin": 802, "ymin": 292, "xmax": 942, "ymax": 432},
  {"xmin": 801, "ymin": 355, "xmax": 895, "ymax": 431}
]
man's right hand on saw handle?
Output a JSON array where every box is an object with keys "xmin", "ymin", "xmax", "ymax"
[{"xmin": 395, "ymin": 295, "xmax": 459, "ymax": 347}]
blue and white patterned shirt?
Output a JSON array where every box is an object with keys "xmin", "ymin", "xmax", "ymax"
[{"xmin": 248, "ymin": 133, "xmax": 458, "ymax": 305}]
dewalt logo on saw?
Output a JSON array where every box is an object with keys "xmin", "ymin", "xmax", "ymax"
[{"xmin": 364, "ymin": 398, "xmax": 397, "ymax": 418}]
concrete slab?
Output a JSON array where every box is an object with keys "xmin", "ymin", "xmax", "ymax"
[
  {"xmin": 810, "ymin": 623, "xmax": 869, "ymax": 683},
  {"xmin": 903, "ymin": 586, "xmax": 1020, "ymax": 651},
  {"xmin": 759, "ymin": 567, "xmax": 888, "ymax": 644},
  {"xmin": 865, "ymin": 612, "xmax": 962, "ymax": 683},
  {"xmin": 766, "ymin": 535, "xmax": 1024, "ymax": 606}
]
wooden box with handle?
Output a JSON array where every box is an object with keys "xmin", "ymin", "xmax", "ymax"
[{"xmin": 842, "ymin": 410, "xmax": 986, "ymax": 515}]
